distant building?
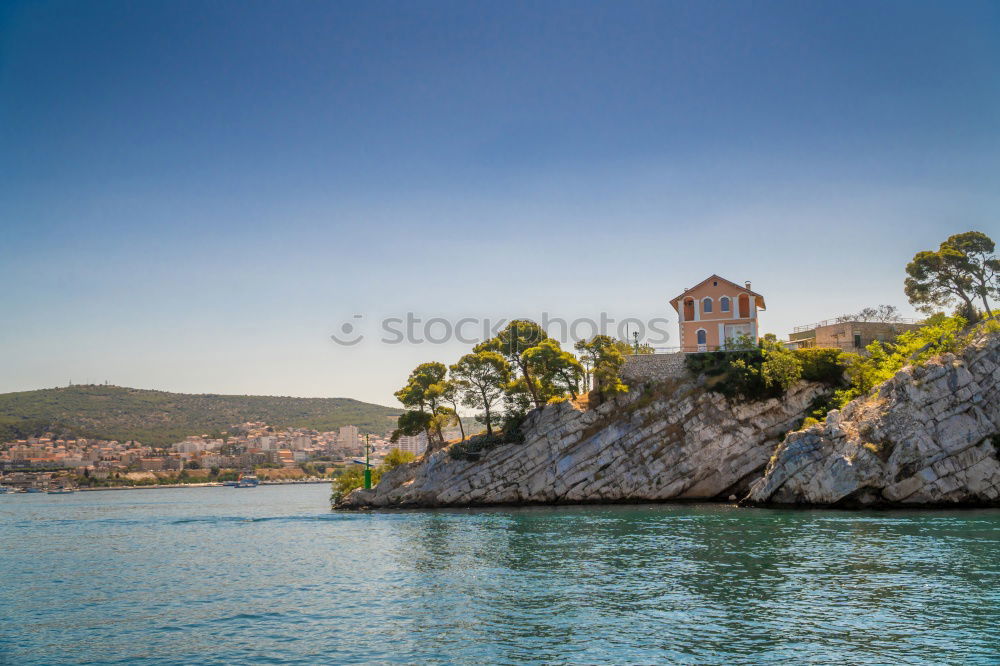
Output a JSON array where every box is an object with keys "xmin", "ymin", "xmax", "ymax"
[
  {"xmin": 788, "ymin": 319, "xmax": 921, "ymax": 352},
  {"xmin": 138, "ymin": 458, "xmax": 166, "ymax": 471},
  {"xmin": 337, "ymin": 425, "xmax": 360, "ymax": 454},
  {"xmin": 670, "ymin": 275, "xmax": 766, "ymax": 352},
  {"xmin": 174, "ymin": 437, "xmax": 213, "ymax": 454},
  {"xmin": 395, "ymin": 433, "xmax": 427, "ymax": 456}
]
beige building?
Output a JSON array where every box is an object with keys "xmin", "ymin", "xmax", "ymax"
[{"xmin": 789, "ymin": 319, "xmax": 921, "ymax": 352}]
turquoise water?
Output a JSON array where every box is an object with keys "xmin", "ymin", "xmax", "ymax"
[{"xmin": 1, "ymin": 485, "xmax": 998, "ymax": 664}]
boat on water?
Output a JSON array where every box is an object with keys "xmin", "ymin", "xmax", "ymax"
[
  {"xmin": 47, "ymin": 488, "xmax": 76, "ymax": 494},
  {"xmin": 235, "ymin": 473, "xmax": 259, "ymax": 488},
  {"xmin": 25, "ymin": 487, "xmax": 43, "ymax": 493},
  {"xmin": 0, "ymin": 485, "xmax": 13, "ymax": 494},
  {"xmin": 222, "ymin": 480, "xmax": 239, "ymax": 487}
]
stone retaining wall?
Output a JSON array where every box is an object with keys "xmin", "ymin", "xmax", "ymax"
[{"xmin": 622, "ymin": 353, "xmax": 688, "ymax": 383}]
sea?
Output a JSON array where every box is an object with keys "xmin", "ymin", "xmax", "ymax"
[{"xmin": 1, "ymin": 484, "xmax": 998, "ymax": 664}]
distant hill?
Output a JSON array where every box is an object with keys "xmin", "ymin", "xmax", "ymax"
[{"xmin": 0, "ymin": 385, "xmax": 403, "ymax": 447}]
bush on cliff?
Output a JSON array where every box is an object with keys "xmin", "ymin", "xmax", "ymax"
[
  {"xmin": 834, "ymin": 313, "xmax": 970, "ymax": 406},
  {"xmin": 796, "ymin": 348, "xmax": 847, "ymax": 384},
  {"xmin": 449, "ymin": 414, "xmax": 526, "ymax": 461},
  {"xmin": 686, "ymin": 338, "xmax": 848, "ymax": 402}
]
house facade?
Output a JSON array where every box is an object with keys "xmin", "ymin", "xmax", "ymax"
[{"xmin": 669, "ymin": 275, "xmax": 765, "ymax": 352}]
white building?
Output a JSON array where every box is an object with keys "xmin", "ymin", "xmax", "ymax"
[
  {"xmin": 174, "ymin": 437, "xmax": 210, "ymax": 454},
  {"xmin": 395, "ymin": 433, "xmax": 427, "ymax": 456},
  {"xmin": 337, "ymin": 425, "xmax": 360, "ymax": 453}
]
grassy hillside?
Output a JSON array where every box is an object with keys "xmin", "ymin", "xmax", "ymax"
[{"xmin": 0, "ymin": 385, "xmax": 403, "ymax": 446}]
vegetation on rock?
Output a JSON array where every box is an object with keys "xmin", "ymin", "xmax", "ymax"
[
  {"xmin": 834, "ymin": 313, "xmax": 999, "ymax": 407},
  {"xmin": 392, "ymin": 321, "xmax": 632, "ymax": 454},
  {"xmin": 685, "ymin": 337, "xmax": 844, "ymax": 402}
]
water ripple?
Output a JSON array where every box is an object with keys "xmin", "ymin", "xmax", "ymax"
[{"xmin": 1, "ymin": 486, "xmax": 998, "ymax": 665}]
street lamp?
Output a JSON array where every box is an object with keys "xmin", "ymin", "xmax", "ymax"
[{"xmin": 363, "ymin": 433, "xmax": 372, "ymax": 490}]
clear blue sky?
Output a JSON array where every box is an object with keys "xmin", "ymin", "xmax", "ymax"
[{"xmin": 2, "ymin": 0, "xmax": 998, "ymax": 406}]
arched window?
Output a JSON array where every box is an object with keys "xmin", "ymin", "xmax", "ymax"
[
  {"xmin": 720, "ymin": 296, "xmax": 730, "ymax": 312},
  {"xmin": 696, "ymin": 329, "xmax": 707, "ymax": 345},
  {"xmin": 702, "ymin": 297, "xmax": 713, "ymax": 313}
]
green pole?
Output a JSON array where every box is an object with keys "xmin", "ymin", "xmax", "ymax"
[{"xmin": 363, "ymin": 433, "xmax": 372, "ymax": 489}]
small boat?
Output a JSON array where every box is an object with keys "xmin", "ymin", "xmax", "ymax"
[
  {"xmin": 47, "ymin": 488, "xmax": 76, "ymax": 494},
  {"xmin": 222, "ymin": 480, "xmax": 239, "ymax": 487},
  {"xmin": 25, "ymin": 487, "xmax": 43, "ymax": 493},
  {"xmin": 0, "ymin": 485, "xmax": 13, "ymax": 494},
  {"xmin": 235, "ymin": 473, "xmax": 259, "ymax": 488}
]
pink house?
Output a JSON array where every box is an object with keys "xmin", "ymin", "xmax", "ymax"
[{"xmin": 670, "ymin": 275, "xmax": 766, "ymax": 352}]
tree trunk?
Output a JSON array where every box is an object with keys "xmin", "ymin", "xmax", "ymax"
[
  {"xmin": 562, "ymin": 370, "xmax": 578, "ymax": 399},
  {"xmin": 959, "ymin": 293, "xmax": 979, "ymax": 323},
  {"xmin": 454, "ymin": 403, "xmax": 465, "ymax": 441},
  {"xmin": 481, "ymin": 387, "xmax": 493, "ymax": 436},
  {"xmin": 519, "ymin": 361, "xmax": 542, "ymax": 407},
  {"xmin": 980, "ymin": 293, "xmax": 994, "ymax": 319}
]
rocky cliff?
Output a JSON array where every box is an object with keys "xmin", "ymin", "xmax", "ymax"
[
  {"xmin": 747, "ymin": 332, "xmax": 1000, "ymax": 506},
  {"xmin": 339, "ymin": 378, "xmax": 827, "ymax": 509}
]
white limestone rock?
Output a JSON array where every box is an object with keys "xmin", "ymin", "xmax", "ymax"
[
  {"xmin": 748, "ymin": 332, "xmax": 1000, "ymax": 506},
  {"xmin": 340, "ymin": 379, "xmax": 829, "ymax": 509}
]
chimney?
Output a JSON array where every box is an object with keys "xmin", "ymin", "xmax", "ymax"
[{"xmin": 745, "ymin": 281, "xmax": 751, "ymax": 290}]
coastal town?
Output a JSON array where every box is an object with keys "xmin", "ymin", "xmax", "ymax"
[{"xmin": 0, "ymin": 421, "xmax": 433, "ymax": 492}]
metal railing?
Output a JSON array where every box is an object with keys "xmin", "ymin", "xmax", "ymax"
[
  {"xmin": 792, "ymin": 317, "xmax": 920, "ymax": 333},
  {"xmin": 628, "ymin": 344, "xmax": 759, "ymax": 355}
]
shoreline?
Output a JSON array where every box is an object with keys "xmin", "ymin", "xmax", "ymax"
[
  {"xmin": 75, "ymin": 479, "xmax": 332, "ymax": 492},
  {"xmin": 335, "ymin": 495, "xmax": 1000, "ymax": 512}
]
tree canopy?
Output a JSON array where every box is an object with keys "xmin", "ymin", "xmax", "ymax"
[
  {"xmin": 476, "ymin": 320, "xmax": 549, "ymax": 407},
  {"xmin": 392, "ymin": 362, "xmax": 449, "ymax": 445},
  {"xmin": 575, "ymin": 335, "xmax": 629, "ymax": 398},
  {"xmin": 450, "ymin": 351, "xmax": 510, "ymax": 436},
  {"xmin": 523, "ymin": 338, "xmax": 584, "ymax": 401},
  {"xmin": 905, "ymin": 231, "xmax": 998, "ymax": 321}
]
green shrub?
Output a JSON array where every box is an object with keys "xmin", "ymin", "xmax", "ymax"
[
  {"xmin": 795, "ymin": 348, "xmax": 847, "ymax": 385},
  {"xmin": 685, "ymin": 338, "xmax": 808, "ymax": 402},
  {"xmin": 450, "ymin": 413, "xmax": 527, "ymax": 460},
  {"xmin": 448, "ymin": 433, "xmax": 505, "ymax": 460}
]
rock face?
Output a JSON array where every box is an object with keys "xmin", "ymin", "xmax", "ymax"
[
  {"xmin": 339, "ymin": 379, "xmax": 827, "ymax": 509},
  {"xmin": 748, "ymin": 332, "xmax": 1000, "ymax": 506}
]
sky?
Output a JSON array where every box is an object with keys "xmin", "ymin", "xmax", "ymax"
[{"xmin": 1, "ymin": 0, "xmax": 999, "ymax": 407}]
